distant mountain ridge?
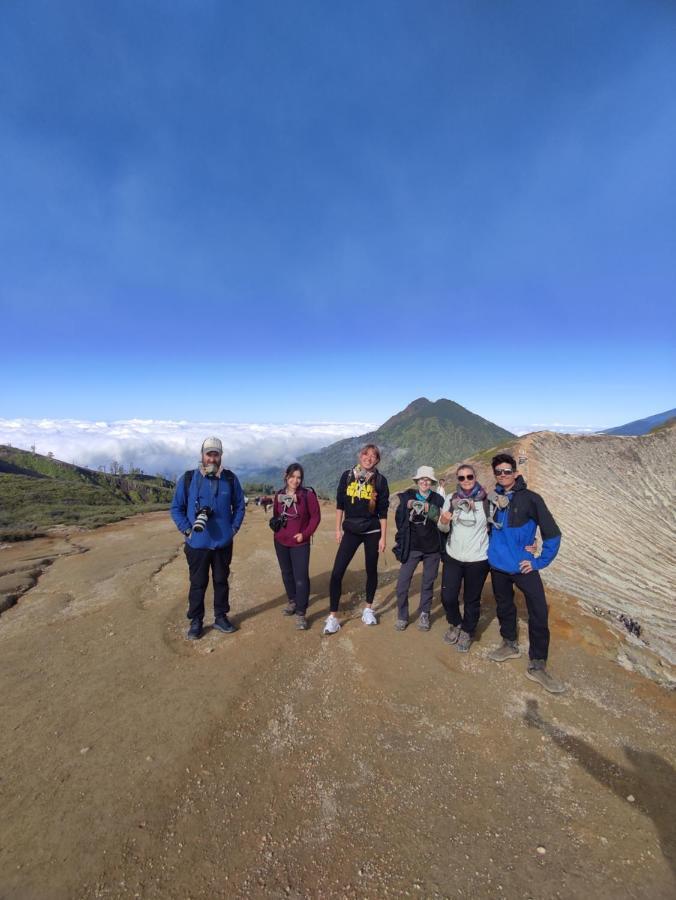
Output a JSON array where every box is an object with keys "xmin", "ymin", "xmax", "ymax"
[
  {"xmin": 602, "ymin": 408, "xmax": 676, "ymax": 436},
  {"xmin": 299, "ymin": 398, "xmax": 514, "ymax": 494}
]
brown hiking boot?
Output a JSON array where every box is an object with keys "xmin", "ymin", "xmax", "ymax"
[
  {"xmin": 526, "ymin": 659, "xmax": 565, "ymax": 694},
  {"xmin": 487, "ymin": 639, "xmax": 521, "ymax": 662}
]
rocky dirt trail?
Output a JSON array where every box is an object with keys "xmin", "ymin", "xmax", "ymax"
[{"xmin": 0, "ymin": 506, "xmax": 674, "ymax": 899}]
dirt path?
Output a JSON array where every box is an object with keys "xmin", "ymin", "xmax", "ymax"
[{"xmin": 0, "ymin": 507, "xmax": 674, "ymax": 899}]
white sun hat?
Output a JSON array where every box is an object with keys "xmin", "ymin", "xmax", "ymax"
[{"xmin": 412, "ymin": 465, "xmax": 437, "ymax": 483}]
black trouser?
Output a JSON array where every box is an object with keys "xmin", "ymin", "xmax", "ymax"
[
  {"xmin": 396, "ymin": 549, "xmax": 440, "ymax": 620},
  {"xmin": 184, "ymin": 543, "xmax": 233, "ymax": 621},
  {"xmin": 490, "ymin": 568, "xmax": 550, "ymax": 660},
  {"xmin": 329, "ymin": 531, "xmax": 380, "ymax": 613},
  {"xmin": 274, "ymin": 541, "xmax": 311, "ymax": 615},
  {"xmin": 441, "ymin": 556, "xmax": 490, "ymax": 636}
]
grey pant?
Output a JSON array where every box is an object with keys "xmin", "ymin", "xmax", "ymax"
[{"xmin": 396, "ymin": 549, "xmax": 441, "ymax": 620}]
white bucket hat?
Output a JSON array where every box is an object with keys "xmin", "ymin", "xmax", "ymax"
[
  {"xmin": 413, "ymin": 465, "xmax": 437, "ymax": 483},
  {"xmin": 201, "ymin": 436, "xmax": 223, "ymax": 454}
]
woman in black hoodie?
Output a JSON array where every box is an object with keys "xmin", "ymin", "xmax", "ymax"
[{"xmin": 323, "ymin": 444, "xmax": 389, "ymax": 635}]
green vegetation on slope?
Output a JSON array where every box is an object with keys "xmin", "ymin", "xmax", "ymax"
[
  {"xmin": 0, "ymin": 446, "xmax": 175, "ymax": 540},
  {"xmin": 299, "ymin": 398, "xmax": 515, "ymax": 494}
]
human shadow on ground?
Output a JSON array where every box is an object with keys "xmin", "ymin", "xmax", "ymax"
[{"xmin": 524, "ymin": 698, "xmax": 676, "ymax": 882}]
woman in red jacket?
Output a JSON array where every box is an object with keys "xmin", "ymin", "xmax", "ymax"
[{"xmin": 272, "ymin": 463, "xmax": 321, "ymax": 630}]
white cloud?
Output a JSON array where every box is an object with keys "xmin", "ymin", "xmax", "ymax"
[{"xmin": 0, "ymin": 418, "xmax": 376, "ymax": 478}]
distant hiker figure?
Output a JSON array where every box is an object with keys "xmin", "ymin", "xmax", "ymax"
[
  {"xmin": 324, "ymin": 444, "xmax": 389, "ymax": 635},
  {"xmin": 437, "ymin": 463, "xmax": 490, "ymax": 653},
  {"xmin": 170, "ymin": 437, "xmax": 246, "ymax": 640},
  {"xmin": 392, "ymin": 466, "xmax": 444, "ymax": 632},
  {"xmin": 486, "ymin": 453, "xmax": 564, "ymax": 693},
  {"xmin": 271, "ymin": 463, "xmax": 321, "ymax": 631}
]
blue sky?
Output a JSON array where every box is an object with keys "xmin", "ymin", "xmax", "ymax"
[{"xmin": 1, "ymin": 0, "xmax": 675, "ymax": 435}]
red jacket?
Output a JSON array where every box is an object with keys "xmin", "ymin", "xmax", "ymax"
[{"xmin": 273, "ymin": 487, "xmax": 321, "ymax": 547}]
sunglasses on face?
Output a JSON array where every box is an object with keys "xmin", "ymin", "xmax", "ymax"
[
  {"xmin": 457, "ymin": 474, "xmax": 475, "ymax": 482},
  {"xmin": 494, "ymin": 468, "xmax": 514, "ymax": 476}
]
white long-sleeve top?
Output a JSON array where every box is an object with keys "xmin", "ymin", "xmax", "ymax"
[{"xmin": 438, "ymin": 494, "xmax": 489, "ymax": 562}]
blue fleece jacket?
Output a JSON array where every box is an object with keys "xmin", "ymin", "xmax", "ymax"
[
  {"xmin": 171, "ymin": 468, "xmax": 246, "ymax": 550},
  {"xmin": 487, "ymin": 478, "xmax": 561, "ymax": 575}
]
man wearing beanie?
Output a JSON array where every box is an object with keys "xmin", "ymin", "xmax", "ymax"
[{"xmin": 170, "ymin": 437, "xmax": 246, "ymax": 639}]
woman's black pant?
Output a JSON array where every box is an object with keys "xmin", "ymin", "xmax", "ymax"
[
  {"xmin": 274, "ymin": 541, "xmax": 311, "ymax": 615},
  {"xmin": 441, "ymin": 555, "xmax": 490, "ymax": 636},
  {"xmin": 329, "ymin": 531, "xmax": 380, "ymax": 612}
]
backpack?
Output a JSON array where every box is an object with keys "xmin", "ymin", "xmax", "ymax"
[{"xmin": 183, "ymin": 468, "xmax": 237, "ymax": 513}]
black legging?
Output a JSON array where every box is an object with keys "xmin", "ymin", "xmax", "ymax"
[
  {"xmin": 274, "ymin": 541, "xmax": 311, "ymax": 615},
  {"xmin": 329, "ymin": 531, "xmax": 380, "ymax": 612}
]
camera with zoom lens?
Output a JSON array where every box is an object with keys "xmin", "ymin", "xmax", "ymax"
[
  {"xmin": 192, "ymin": 506, "xmax": 213, "ymax": 533},
  {"xmin": 269, "ymin": 514, "xmax": 286, "ymax": 533}
]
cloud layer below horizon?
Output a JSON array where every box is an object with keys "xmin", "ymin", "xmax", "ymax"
[
  {"xmin": 0, "ymin": 417, "xmax": 607, "ymax": 478},
  {"xmin": 0, "ymin": 419, "xmax": 377, "ymax": 478}
]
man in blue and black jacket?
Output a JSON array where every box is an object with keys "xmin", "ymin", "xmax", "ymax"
[
  {"xmin": 487, "ymin": 452, "xmax": 564, "ymax": 693},
  {"xmin": 171, "ymin": 436, "xmax": 246, "ymax": 640}
]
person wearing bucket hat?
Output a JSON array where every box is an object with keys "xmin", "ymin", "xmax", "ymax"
[
  {"xmin": 170, "ymin": 436, "xmax": 246, "ymax": 640},
  {"xmin": 392, "ymin": 466, "xmax": 445, "ymax": 631}
]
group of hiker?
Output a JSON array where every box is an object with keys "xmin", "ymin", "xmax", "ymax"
[{"xmin": 170, "ymin": 437, "xmax": 565, "ymax": 693}]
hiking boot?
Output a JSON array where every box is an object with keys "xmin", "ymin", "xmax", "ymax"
[
  {"xmin": 394, "ymin": 618, "xmax": 408, "ymax": 632},
  {"xmin": 417, "ymin": 612, "xmax": 431, "ymax": 632},
  {"xmin": 456, "ymin": 630, "xmax": 472, "ymax": 652},
  {"xmin": 187, "ymin": 619, "xmax": 203, "ymax": 640},
  {"xmin": 295, "ymin": 614, "xmax": 308, "ymax": 631},
  {"xmin": 213, "ymin": 615, "xmax": 237, "ymax": 634},
  {"xmin": 526, "ymin": 659, "xmax": 566, "ymax": 694},
  {"xmin": 282, "ymin": 602, "xmax": 296, "ymax": 616},
  {"xmin": 488, "ymin": 639, "xmax": 520, "ymax": 662},
  {"xmin": 443, "ymin": 625, "xmax": 461, "ymax": 645},
  {"xmin": 323, "ymin": 614, "xmax": 341, "ymax": 635},
  {"xmin": 361, "ymin": 607, "xmax": 378, "ymax": 626}
]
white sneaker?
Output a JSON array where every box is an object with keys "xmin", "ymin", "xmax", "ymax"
[
  {"xmin": 323, "ymin": 614, "xmax": 341, "ymax": 635},
  {"xmin": 361, "ymin": 607, "xmax": 378, "ymax": 626}
]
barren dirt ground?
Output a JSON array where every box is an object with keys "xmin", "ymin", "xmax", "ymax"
[{"xmin": 0, "ymin": 505, "xmax": 674, "ymax": 899}]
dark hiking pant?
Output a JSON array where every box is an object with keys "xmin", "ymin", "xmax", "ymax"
[
  {"xmin": 184, "ymin": 542, "xmax": 233, "ymax": 622},
  {"xmin": 441, "ymin": 556, "xmax": 490, "ymax": 636},
  {"xmin": 274, "ymin": 541, "xmax": 311, "ymax": 615},
  {"xmin": 490, "ymin": 568, "xmax": 550, "ymax": 660},
  {"xmin": 329, "ymin": 531, "xmax": 380, "ymax": 613},
  {"xmin": 396, "ymin": 549, "xmax": 440, "ymax": 620}
]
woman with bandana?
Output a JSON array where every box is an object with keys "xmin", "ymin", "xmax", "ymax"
[
  {"xmin": 437, "ymin": 463, "xmax": 490, "ymax": 653},
  {"xmin": 323, "ymin": 444, "xmax": 390, "ymax": 635},
  {"xmin": 272, "ymin": 463, "xmax": 321, "ymax": 631}
]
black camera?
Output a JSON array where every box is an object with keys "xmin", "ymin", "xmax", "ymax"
[
  {"xmin": 192, "ymin": 506, "xmax": 213, "ymax": 533},
  {"xmin": 269, "ymin": 514, "xmax": 286, "ymax": 533}
]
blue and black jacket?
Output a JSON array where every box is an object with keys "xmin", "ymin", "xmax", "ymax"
[
  {"xmin": 171, "ymin": 468, "xmax": 246, "ymax": 550},
  {"xmin": 488, "ymin": 475, "xmax": 561, "ymax": 574}
]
